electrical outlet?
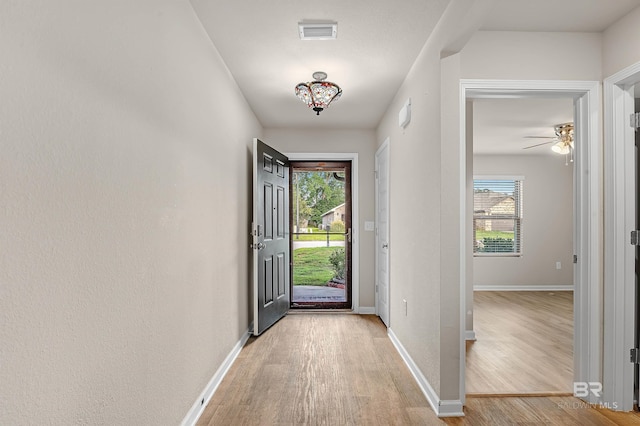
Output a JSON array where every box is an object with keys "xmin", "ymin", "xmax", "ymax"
[{"xmin": 403, "ymin": 299, "xmax": 407, "ymax": 316}]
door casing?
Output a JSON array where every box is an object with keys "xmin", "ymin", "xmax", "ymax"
[
  {"xmin": 604, "ymin": 62, "xmax": 640, "ymax": 411},
  {"xmin": 460, "ymin": 79, "xmax": 601, "ymax": 405}
]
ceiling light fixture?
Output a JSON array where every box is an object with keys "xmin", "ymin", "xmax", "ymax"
[{"xmin": 294, "ymin": 71, "xmax": 342, "ymax": 115}]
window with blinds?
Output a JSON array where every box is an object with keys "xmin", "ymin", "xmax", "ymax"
[{"xmin": 473, "ymin": 176, "xmax": 523, "ymax": 256}]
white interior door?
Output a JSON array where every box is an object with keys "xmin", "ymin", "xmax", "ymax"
[
  {"xmin": 252, "ymin": 138, "xmax": 290, "ymax": 335},
  {"xmin": 375, "ymin": 140, "xmax": 390, "ymax": 326}
]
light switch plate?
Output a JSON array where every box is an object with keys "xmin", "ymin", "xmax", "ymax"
[{"xmin": 364, "ymin": 221, "xmax": 374, "ymax": 231}]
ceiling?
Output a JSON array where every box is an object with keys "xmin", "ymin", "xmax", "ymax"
[
  {"xmin": 472, "ymin": 98, "xmax": 574, "ymax": 155},
  {"xmin": 190, "ymin": 0, "xmax": 640, "ymax": 131}
]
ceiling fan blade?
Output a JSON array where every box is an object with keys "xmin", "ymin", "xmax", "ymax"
[{"xmin": 523, "ymin": 140, "xmax": 555, "ymax": 149}]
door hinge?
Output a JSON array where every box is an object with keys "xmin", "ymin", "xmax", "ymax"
[
  {"xmin": 376, "ymin": 284, "xmax": 378, "ymax": 293},
  {"xmin": 374, "ymin": 170, "xmax": 379, "ymax": 179},
  {"xmin": 631, "ymin": 348, "xmax": 640, "ymax": 364},
  {"xmin": 631, "ymin": 230, "xmax": 640, "ymax": 246},
  {"xmin": 630, "ymin": 112, "xmax": 640, "ymax": 130},
  {"xmin": 573, "ymin": 254, "xmax": 578, "ymax": 264}
]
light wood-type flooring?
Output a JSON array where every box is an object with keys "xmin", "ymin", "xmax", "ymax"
[
  {"xmin": 196, "ymin": 313, "xmax": 640, "ymax": 425},
  {"xmin": 466, "ymin": 291, "xmax": 574, "ymax": 394}
]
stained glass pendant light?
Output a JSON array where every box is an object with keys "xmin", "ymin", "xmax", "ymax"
[{"xmin": 295, "ymin": 71, "xmax": 342, "ymax": 115}]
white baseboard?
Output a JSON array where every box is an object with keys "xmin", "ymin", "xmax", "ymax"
[
  {"xmin": 438, "ymin": 400, "xmax": 465, "ymax": 417},
  {"xmin": 358, "ymin": 306, "xmax": 376, "ymax": 314},
  {"xmin": 465, "ymin": 330, "xmax": 476, "ymax": 341},
  {"xmin": 473, "ymin": 285, "xmax": 574, "ymax": 292},
  {"xmin": 387, "ymin": 328, "xmax": 464, "ymax": 417},
  {"xmin": 181, "ymin": 323, "xmax": 253, "ymax": 426}
]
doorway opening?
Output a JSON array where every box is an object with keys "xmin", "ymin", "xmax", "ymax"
[
  {"xmin": 466, "ymin": 98, "xmax": 575, "ymax": 395},
  {"xmin": 290, "ymin": 161, "xmax": 352, "ymax": 309}
]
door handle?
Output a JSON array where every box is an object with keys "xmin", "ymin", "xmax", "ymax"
[
  {"xmin": 382, "ymin": 243, "xmax": 389, "ymax": 249},
  {"xmin": 345, "ymin": 228, "xmax": 352, "ymax": 243},
  {"xmin": 251, "ymin": 242, "xmax": 266, "ymax": 250}
]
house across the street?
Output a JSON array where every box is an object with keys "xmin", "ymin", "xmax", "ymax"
[{"xmin": 319, "ymin": 203, "xmax": 345, "ymax": 230}]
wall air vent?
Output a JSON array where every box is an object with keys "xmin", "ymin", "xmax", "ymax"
[{"xmin": 298, "ymin": 22, "xmax": 337, "ymax": 40}]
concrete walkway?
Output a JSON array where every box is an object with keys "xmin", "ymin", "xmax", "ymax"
[
  {"xmin": 292, "ymin": 241, "xmax": 345, "ymax": 249},
  {"xmin": 292, "ymin": 285, "xmax": 346, "ymax": 302}
]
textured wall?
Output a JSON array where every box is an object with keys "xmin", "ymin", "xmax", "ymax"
[
  {"xmin": 460, "ymin": 31, "xmax": 603, "ymax": 81},
  {"xmin": 375, "ymin": 22, "xmax": 445, "ymax": 400},
  {"xmin": 0, "ymin": 1, "xmax": 261, "ymax": 424},
  {"xmin": 603, "ymin": 5, "xmax": 640, "ymax": 77}
]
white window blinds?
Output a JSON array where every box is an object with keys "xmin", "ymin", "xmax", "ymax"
[{"xmin": 473, "ymin": 177, "xmax": 523, "ymax": 256}]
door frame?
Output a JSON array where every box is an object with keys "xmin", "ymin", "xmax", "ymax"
[
  {"xmin": 604, "ymin": 61, "xmax": 640, "ymax": 411},
  {"xmin": 375, "ymin": 138, "xmax": 390, "ymax": 326},
  {"xmin": 289, "ymin": 160, "xmax": 353, "ymax": 309},
  {"xmin": 285, "ymin": 152, "xmax": 361, "ymax": 313},
  {"xmin": 459, "ymin": 79, "xmax": 601, "ymax": 404}
]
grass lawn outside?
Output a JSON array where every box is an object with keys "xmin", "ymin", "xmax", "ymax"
[
  {"xmin": 475, "ymin": 230, "xmax": 514, "ymax": 240},
  {"xmin": 293, "ymin": 246, "xmax": 342, "ymax": 286}
]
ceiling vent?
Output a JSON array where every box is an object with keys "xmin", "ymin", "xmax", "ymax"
[{"xmin": 298, "ymin": 22, "xmax": 337, "ymax": 40}]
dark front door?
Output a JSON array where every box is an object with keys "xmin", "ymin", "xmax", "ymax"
[{"xmin": 252, "ymin": 139, "xmax": 290, "ymax": 335}]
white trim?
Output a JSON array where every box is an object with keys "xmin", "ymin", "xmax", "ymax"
[
  {"xmin": 603, "ymin": 61, "xmax": 640, "ymax": 412},
  {"xmin": 375, "ymin": 138, "xmax": 391, "ymax": 327},
  {"xmin": 473, "ymin": 285, "xmax": 574, "ymax": 292},
  {"xmin": 465, "ymin": 330, "xmax": 477, "ymax": 341},
  {"xmin": 460, "ymin": 79, "xmax": 601, "ymax": 406},
  {"xmin": 285, "ymin": 152, "xmax": 360, "ymax": 313},
  {"xmin": 474, "ymin": 174, "xmax": 525, "ymax": 181},
  {"xmin": 358, "ymin": 306, "xmax": 376, "ymax": 314},
  {"xmin": 438, "ymin": 400, "xmax": 465, "ymax": 417},
  {"xmin": 388, "ymin": 328, "xmax": 464, "ymax": 417},
  {"xmin": 181, "ymin": 325, "xmax": 252, "ymax": 426}
]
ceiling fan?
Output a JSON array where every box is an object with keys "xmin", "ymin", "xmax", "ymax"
[{"xmin": 523, "ymin": 122, "xmax": 574, "ymax": 165}]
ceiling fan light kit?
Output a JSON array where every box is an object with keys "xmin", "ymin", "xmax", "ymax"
[
  {"xmin": 551, "ymin": 122, "xmax": 574, "ymax": 165},
  {"xmin": 294, "ymin": 71, "xmax": 342, "ymax": 115},
  {"xmin": 523, "ymin": 122, "xmax": 574, "ymax": 165}
]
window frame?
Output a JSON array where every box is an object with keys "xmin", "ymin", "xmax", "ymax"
[{"xmin": 473, "ymin": 175, "xmax": 524, "ymax": 257}]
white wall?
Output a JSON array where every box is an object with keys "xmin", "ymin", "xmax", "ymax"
[
  {"xmin": 461, "ymin": 31, "xmax": 603, "ymax": 81},
  {"xmin": 0, "ymin": 1, "xmax": 261, "ymax": 424},
  {"xmin": 374, "ymin": 0, "xmax": 485, "ymax": 402},
  {"xmin": 473, "ymin": 155, "xmax": 574, "ymax": 288},
  {"xmin": 374, "ymin": 22, "xmax": 607, "ymax": 407},
  {"xmin": 603, "ymin": 6, "xmax": 640, "ymax": 78},
  {"xmin": 376, "ymin": 32, "xmax": 445, "ymax": 400},
  {"xmin": 263, "ymin": 128, "xmax": 377, "ymax": 309}
]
